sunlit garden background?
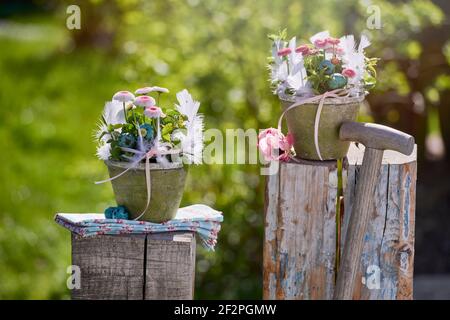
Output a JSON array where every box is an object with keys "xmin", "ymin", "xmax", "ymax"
[{"xmin": 1, "ymin": 0, "xmax": 449, "ymax": 299}]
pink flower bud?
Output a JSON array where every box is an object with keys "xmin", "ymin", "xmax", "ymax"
[
  {"xmin": 326, "ymin": 37, "xmax": 340, "ymax": 45},
  {"xmin": 342, "ymin": 68, "xmax": 356, "ymax": 78},
  {"xmin": 295, "ymin": 45, "xmax": 310, "ymax": 55},
  {"xmin": 277, "ymin": 48, "xmax": 292, "ymax": 57},
  {"xmin": 305, "ymin": 48, "xmax": 319, "ymax": 56},
  {"xmin": 314, "ymin": 39, "xmax": 328, "ymax": 49}
]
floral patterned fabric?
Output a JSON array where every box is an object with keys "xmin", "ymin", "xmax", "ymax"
[{"xmin": 55, "ymin": 204, "xmax": 223, "ymax": 251}]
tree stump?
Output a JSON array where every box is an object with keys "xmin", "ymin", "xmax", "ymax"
[
  {"xmin": 263, "ymin": 143, "xmax": 417, "ymax": 300},
  {"xmin": 263, "ymin": 159, "xmax": 338, "ymax": 299},
  {"xmin": 71, "ymin": 232, "xmax": 196, "ymax": 300}
]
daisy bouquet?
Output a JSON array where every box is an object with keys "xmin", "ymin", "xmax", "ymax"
[
  {"xmin": 259, "ymin": 30, "xmax": 379, "ymax": 162},
  {"xmin": 95, "ymin": 86, "xmax": 204, "ymax": 166},
  {"xmin": 268, "ymin": 29, "xmax": 378, "ymax": 98}
]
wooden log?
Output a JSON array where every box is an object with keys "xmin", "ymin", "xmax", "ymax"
[
  {"xmin": 263, "ymin": 159, "xmax": 338, "ymax": 300},
  {"xmin": 71, "ymin": 234, "xmax": 146, "ymax": 300},
  {"xmin": 263, "ymin": 143, "xmax": 417, "ymax": 300},
  {"xmin": 71, "ymin": 232, "xmax": 195, "ymax": 300},
  {"xmin": 342, "ymin": 143, "xmax": 417, "ymax": 299},
  {"xmin": 145, "ymin": 233, "xmax": 196, "ymax": 299}
]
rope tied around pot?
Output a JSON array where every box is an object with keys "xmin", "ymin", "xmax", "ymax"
[
  {"xmin": 95, "ymin": 116, "xmax": 181, "ymax": 221},
  {"xmin": 277, "ymin": 88, "xmax": 351, "ymax": 161}
]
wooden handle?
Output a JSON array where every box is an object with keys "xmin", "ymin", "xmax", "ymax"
[
  {"xmin": 334, "ymin": 148, "xmax": 383, "ymax": 300},
  {"xmin": 340, "ymin": 122, "xmax": 415, "ymax": 155}
]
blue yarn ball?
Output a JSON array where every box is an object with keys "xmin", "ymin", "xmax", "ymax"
[
  {"xmin": 327, "ymin": 73, "xmax": 347, "ymax": 90},
  {"xmin": 319, "ymin": 60, "xmax": 335, "ymax": 75},
  {"xmin": 139, "ymin": 123, "xmax": 154, "ymax": 141},
  {"xmin": 118, "ymin": 133, "xmax": 136, "ymax": 148},
  {"xmin": 104, "ymin": 206, "xmax": 129, "ymax": 220}
]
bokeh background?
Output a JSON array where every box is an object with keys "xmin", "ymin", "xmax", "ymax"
[{"xmin": 0, "ymin": 0, "xmax": 449, "ymax": 299}]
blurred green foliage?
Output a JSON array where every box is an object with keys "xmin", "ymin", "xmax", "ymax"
[{"xmin": 0, "ymin": 0, "xmax": 448, "ymax": 299}]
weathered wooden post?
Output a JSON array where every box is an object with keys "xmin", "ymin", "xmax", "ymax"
[
  {"xmin": 263, "ymin": 159, "xmax": 338, "ymax": 299},
  {"xmin": 342, "ymin": 143, "xmax": 416, "ymax": 299},
  {"xmin": 263, "ymin": 143, "xmax": 417, "ymax": 300},
  {"xmin": 71, "ymin": 232, "xmax": 196, "ymax": 300}
]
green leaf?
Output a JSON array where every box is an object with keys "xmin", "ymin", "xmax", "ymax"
[
  {"xmin": 110, "ymin": 145, "xmax": 122, "ymax": 160},
  {"xmin": 364, "ymin": 74, "xmax": 377, "ymax": 90},
  {"xmin": 161, "ymin": 123, "xmax": 174, "ymax": 136},
  {"xmin": 162, "ymin": 133, "xmax": 171, "ymax": 142}
]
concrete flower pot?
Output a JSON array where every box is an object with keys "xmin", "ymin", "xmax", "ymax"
[
  {"xmin": 105, "ymin": 160, "xmax": 188, "ymax": 222},
  {"xmin": 280, "ymin": 95, "xmax": 363, "ymax": 160}
]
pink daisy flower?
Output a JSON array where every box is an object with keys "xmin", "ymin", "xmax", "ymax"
[
  {"xmin": 314, "ymin": 39, "xmax": 328, "ymax": 49},
  {"xmin": 144, "ymin": 106, "xmax": 166, "ymax": 118},
  {"xmin": 295, "ymin": 45, "xmax": 310, "ymax": 55},
  {"xmin": 135, "ymin": 87, "xmax": 153, "ymax": 95},
  {"xmin": 112, "ymin": 91, "xmax": 135, "ymax": 102},
  {"xmin": 326, "ymin": 37, "xmax": 340, "ymax": 45},
  {"xmin": 277, "ymin": 48, "xmax": 292, "ymax": 57},
  {"xmin": 150, "ymin": 86, "xmax": 169, "ymax": 93},
  {"xmin": 134, "ymin": 95, "xmax": 156, "ymax": 107}
]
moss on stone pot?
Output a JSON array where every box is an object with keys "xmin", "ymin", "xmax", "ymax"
[
  {"xmin": 105, "ymin": 160, "xmax": 188, "ymax": 222},
  {"xmin": 280, "ymin": 95, "xmax": 363, "ymax": 160}
]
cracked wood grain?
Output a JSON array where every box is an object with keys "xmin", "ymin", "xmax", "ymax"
[
  {"xmin": 264, "ymin": 159, "xmax": 338, "ymax": 300},
  {"xmin": 263, "ymin": 143, "xmax": 416, "ymax": 300},
  {"xmin": 71, "ymin": 232, "xmax": 195, "ymax": 300},
  {"xmin": 342, "ymin": 143, "xmax": 417, "ymax": 300}
]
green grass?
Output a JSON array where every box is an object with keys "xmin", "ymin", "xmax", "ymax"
[{"xmin": 0, "ymin": 19, "xmax": 130, "ymax": 299}]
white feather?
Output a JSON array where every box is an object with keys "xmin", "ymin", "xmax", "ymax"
[
  {"xmin": 156, "ymin": 155, "xmax": 171, "ymax": 167},
  {"xmin": 295, "ymin": 83, "xmax": 314, "ymax": 97},
  {"xmin": 102, "ymin": 100, "xmax": 126, "ymax": 125},
  {"xmin": 175, "ymin": 89, "xmax": 200, "ymax": 124},
  {"xmin": 287, "ymin": 71, "xmax": 303, "ymax": 91},
  {"xmin": 340, "ymin": 35, "xmax": 356, "ymax": 54},
  {"xmin": 96, "ymin": 143, "xmax": 111, "ymax": 160},
  {"xmin": 288, "ymin": 37, "xmax": 299, "ymax": 65},
  {"xmin": 310, "ymin": 30, "xmax": 330, "ymax": 44},
  {"xmin": 180, "ymin": 115, "xmax": 204, "ymax": 164},
  {"xmin": 339, "ymin": 34, "xmax": 370, "ymax": 88},
  {"xmin": 174, "ymin": 90, "xmax": 204, "ymax": 164},
  {"xmin": 358, "ymin": 34, "xmax": 371, "ymax": 51},
  {"xmin": 94, "ymin": 121, "xmax": 110, "ymax": 142},
  {"xmin": 275, "ymin": 62, "xmax": 288, "ymax": 82},
  {"xmin": 272, "ymin": 39, "xmax": 283, "ymax": 65}
]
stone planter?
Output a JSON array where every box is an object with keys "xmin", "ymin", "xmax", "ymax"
[
  {"xmin": 280, "ymin": 95, "xmax": 363, "ymax": 160},
  {"xmin": 105, "ymin": 160, "xmax": 188, "ymax": 223}
]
